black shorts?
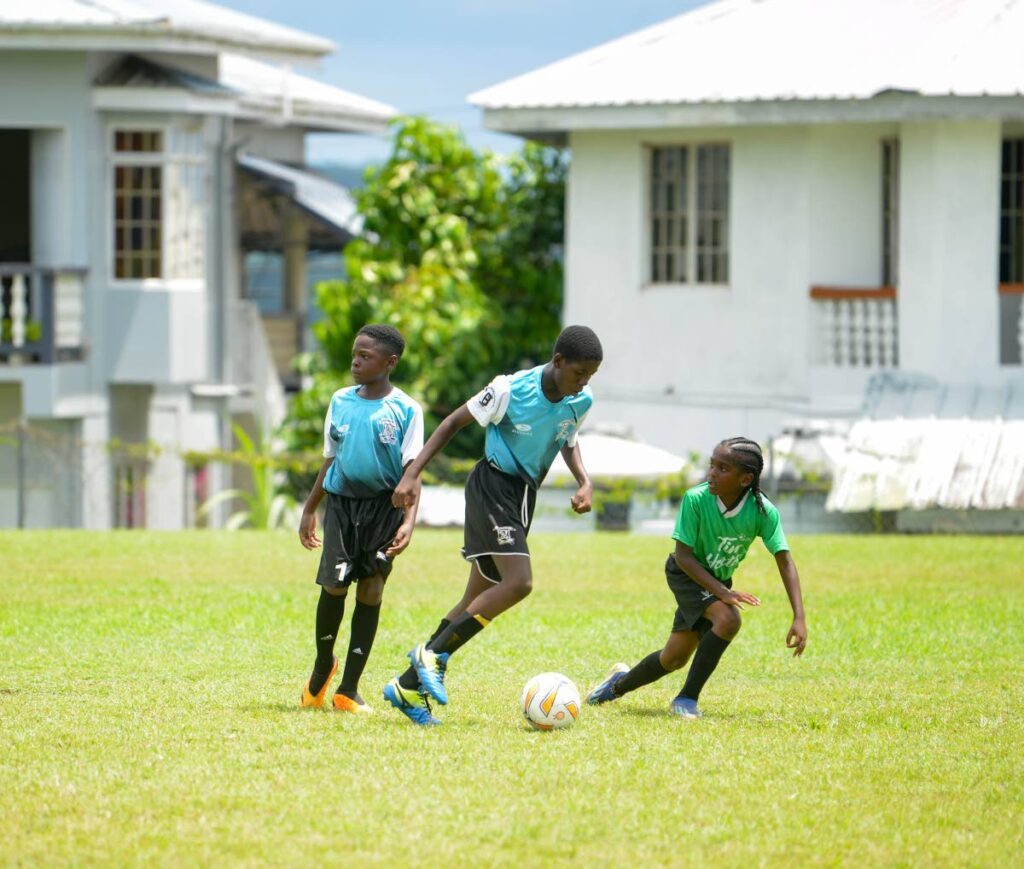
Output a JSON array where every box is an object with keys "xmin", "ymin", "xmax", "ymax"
[
  {"xmin": 665, "ymin": 554, "xmax": 731, "ymax": 637},
  {"xmin": 315, "ymin": 491, "xmax": 405, "ymax": 589},
  {"xmin": 461, "ymin": 460, "xmax": 537, "ymax": 584}
]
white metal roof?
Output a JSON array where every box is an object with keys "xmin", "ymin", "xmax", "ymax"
[
  {"xmin": 0, "ymin": 0, "xmax": 333, "ymax": 59},
  {"xmin": 826, "ymin": 419, "xmax": 1024, "ymax": 512},
  {"xmin": 470, "ymin": 0, "xmax": 1024, "ymax": 111},
  {"xmin": 237, "ymin": 154, "xmax": 362, "ymax": 244},
  {"xmin": 221, "ymin": 54, "xmax": 394, "ymax": 133},
  {"xmin": 546, "ymin": 433, "xmax": 689, "ymax": 482}
]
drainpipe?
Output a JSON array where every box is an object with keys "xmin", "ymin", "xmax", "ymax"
[
  {"xmin": 16, "ymin": 418, "xmax": 26, "ymax": 529},
  {"xmin": 214, "ymin": 115, "xmax": 231, "ymax": 527}
]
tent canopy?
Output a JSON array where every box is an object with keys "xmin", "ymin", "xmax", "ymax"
[{"xmin": 545, "ymin": 433, "xmax": 690, "ymax": 484}]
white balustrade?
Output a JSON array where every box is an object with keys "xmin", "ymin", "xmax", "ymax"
[
  {"xmin": 1, "ymin": 265, "xmax": 86, "ymax": 362},
  {"xmin": 812, "ymin": 291, "xmax": 898, "ymax": 369}
]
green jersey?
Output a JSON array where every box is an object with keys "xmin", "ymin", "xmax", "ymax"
[{"xmin": 672, "ymin": 483, "xmax": 789, "ymax": 582}]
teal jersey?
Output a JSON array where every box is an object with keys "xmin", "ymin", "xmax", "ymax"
[
  {"xmin": 672, "ymin": 483, "xmax": 789, "ymax": 581},
  {"xmin": 467, "ymin": 365, "xmax": 593, "ymax": 489},
  {"xmin": 322, "ymin": 386, "xmax": 424, "ymax": 498}
]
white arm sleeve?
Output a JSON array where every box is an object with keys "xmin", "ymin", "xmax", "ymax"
[
  {"xmin": 401, "ymin": 403, "xmax": 425, "ymax": 466},
  {"xmin": 467, "ymin": 375, "xmax": 511, "ymax": 427},
  {"xmin": 565, "ymin": 410, "xmax": 588, "ymax": 448},
  {"xmin": 322, "ymin": 404, "xmax": 336, "ymax": 458}
]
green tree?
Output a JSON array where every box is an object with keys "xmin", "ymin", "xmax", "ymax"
[{"xmin": 284, "ymin": 116, "xmax": 567, "ymax": 473}]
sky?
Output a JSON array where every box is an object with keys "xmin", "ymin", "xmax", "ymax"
[{"xmin": 214, "ymin": 0, "xmax": 711, "ymax": 165}]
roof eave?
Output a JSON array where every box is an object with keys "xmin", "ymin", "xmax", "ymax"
[
  {"xmin": 93, "ymin": 85, "xmax": 238, "ymax": 115},
  {"xmin": 235, "ymin": 100, "xmax": 394, "ymax": 134},
  {"xmin": 0, "ymin": 26, "xmax": 332, "ymax": 63},
  {"xmin": 480, "ymin": 94, "xmax": 1024, "ymax": 136}
]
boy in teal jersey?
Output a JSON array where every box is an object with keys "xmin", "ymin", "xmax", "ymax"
[
  {"xmin": 588, "ymin": 437, "xmax": 807, "ymax": 718},
  {"xmin": 382, "ymin": 325, "xmax": 603, "ymax": 726},
  {"xmin": 298, "ymin": 324, "xmax": 424, "ymax": 715}
]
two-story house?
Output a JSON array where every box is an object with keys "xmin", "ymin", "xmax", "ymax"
[
  {"xmin": 0, "ymin": 0, "xmax": 393, "ymax": 528},
  {"xmin": 471, "ymin": 0, "xmax": 1024, "ymax": 457}
]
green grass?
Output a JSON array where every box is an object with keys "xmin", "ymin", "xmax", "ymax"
[{"xmin": 1, "ymin": 531, "xmax": 1022, "ymax": 866}]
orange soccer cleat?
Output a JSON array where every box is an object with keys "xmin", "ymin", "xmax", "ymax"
[
  {"xmin": 332, "ymin": 693, "xmax": 374, "ymax": 715},
  {"xmin": 300, "ymin": 657, "xmax": 339, "ymax": 708}
]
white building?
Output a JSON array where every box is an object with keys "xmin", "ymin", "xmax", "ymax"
[
  {"xmin": 471, "ymin": 0, "xmax": 1024, "ymax": 458},
  {"xmin": 0, "ymin": 0, "xmax": 393, "ymax": 528}
]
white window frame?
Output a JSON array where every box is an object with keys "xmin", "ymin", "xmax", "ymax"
[
  {"xmin": 645, "ymin": 142, "xmax": 731, "ymax": 288},
  {"xmin": 107, "ymin": 121, "xmax": 207, "ymax": 289}
]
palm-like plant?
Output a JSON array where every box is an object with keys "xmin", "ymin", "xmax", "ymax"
[{"xmin": 197, "ymin": 424, "xmax": 300, "ymax": 530}]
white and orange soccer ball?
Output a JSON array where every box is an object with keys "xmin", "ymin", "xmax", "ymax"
[{"xmin": 521, "ymin": 672, "xmax": 581, "ymax": 731}]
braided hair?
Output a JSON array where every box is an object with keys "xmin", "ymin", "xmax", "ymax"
[{"xmin": 720, "ymin": 437, "xmax": 767, "ymax": 515}]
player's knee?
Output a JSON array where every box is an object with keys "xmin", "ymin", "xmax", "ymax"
[
  {"xmin": 661, "ymin": 651, "xmax": 687, "ymax": 671},
  {"xmin": 323, "ymin": 585, "xmax": 347, "ymax": 598},
  {"xmin": 356, "ymin": 576, "xmax": 384, "ymax": 605},
  {"xmin": 716, "ymin": 607, "xmax": 742, "ymax": 638},
  {"xmin": 507, "ymin": 573, "xmax": 532, "ymax": 602}
]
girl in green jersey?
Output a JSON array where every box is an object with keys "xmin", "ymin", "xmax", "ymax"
[{"xmin": 586, "ymin": 437, "xmax": 807, "ymax": 718}]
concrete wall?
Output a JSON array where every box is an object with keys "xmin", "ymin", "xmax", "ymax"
[
  {"xmin": 565, "ymin": 119, "xmax": 1008, "ymax": 457},
  {"xmin": 898, "ymin": 120, "xmax": 1002, "ymax": 381}
]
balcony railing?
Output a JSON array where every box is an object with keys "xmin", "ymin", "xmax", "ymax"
[
  {"xmin": 999, "ymin": 284, "xmax": 1024, "ymax": 365},
  {"xmin": 0, "ymin": 265, "xmax": 86, "ymax": 364},
  {"xmin": 810, "ymin": 285, "xmax": 898, "ymax": 368}
]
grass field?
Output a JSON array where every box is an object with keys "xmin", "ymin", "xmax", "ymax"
[{"xmin": 1, "ymin": 530, "xmax": 1022, "ymax": 866}]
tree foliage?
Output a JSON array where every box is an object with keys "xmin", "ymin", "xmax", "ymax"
[{"xmin": 284, "ymin": 116, "xmax": 567, "ymax": 467}]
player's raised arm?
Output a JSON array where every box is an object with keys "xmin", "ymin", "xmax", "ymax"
[{"xmin": 392, "ymin": 404, "xmax": 475, "ymax": 508}]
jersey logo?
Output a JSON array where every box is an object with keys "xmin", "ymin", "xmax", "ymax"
[
  {"xmin": 705, "ymin": 535, "xmax": 752, "ymax": 573},
  {"xmin": 514, "ymin": 423, "xmax": 532, "ymax": 435},
  {"xmin": 478, "ymin": 387, "xmax": 495, "ymax": 407},
  {"xmin": 494, "ymin": 525, "xmax": 516, "ymax": 546},
  {"xmin": 329, "ymin": 423, "xmax": 349, "ymax": 442},
  {"xmin": 378, "ymin": 418, "xmax": 399, "ymax": 445},
  {"xmin": 556, "ymin": 419, "xmax": 575, "ymax": 442}
]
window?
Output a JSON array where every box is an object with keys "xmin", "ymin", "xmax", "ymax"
[
  {"xmin": 882, "ymin": 138, "xmax": 900, "ymax": 286},
  {"xmin": 111, "ymin": 125, "xmax": 206, "ymax": 281},
  {"xmin": 114, "ymin": 131, "xmax": 162, "ymax": 279},
  {"xmin": 650, "ymin": 144, "xmax": 730, "ymax": 284},
  {"xmin": 1000, "ymin": 138, "xmax": 1023, "ymax": 283}
]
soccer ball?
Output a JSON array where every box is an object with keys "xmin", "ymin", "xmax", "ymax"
[{"xmin": 521, "ymin": 672, "xmax": 581, "ymax": 731}]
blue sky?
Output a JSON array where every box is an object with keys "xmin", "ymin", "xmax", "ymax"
[{"xmin": 216, "ymin": 0, "xmax": 710, "ymax": 165}]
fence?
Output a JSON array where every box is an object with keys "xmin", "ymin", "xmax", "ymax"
[{"xmin": 1, "ymin": 420, "xmax": 1020, "ymax": 533}]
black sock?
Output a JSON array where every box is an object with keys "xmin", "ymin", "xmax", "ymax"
[
  {"xmin": 427, "ymin": 612, "xmax": 488, "ymax": 656},
  {"xmin": 614, "ymin": 650, "xmax": 669, "ymax": 697},
  {"xmin": 680, "ymin": 631, "xmax": 731, "ymax": 702},
  {"xmin": 309, "ymin": 589, "xmax": 346, "ymax": 695},
  {"xmin": 397, "ymin": 666, "xmax": 419, "ymax": 690},
  {"xmin": 428, "ymin": 618, "xmax": 451, "ymax": 645},
  {"xmin": 397, "ymin": 615, "xmax": 481, "ymax": 690},
  {"xmin": 337, "ymin": 601, "xmax": 381, "ymax": 697}
]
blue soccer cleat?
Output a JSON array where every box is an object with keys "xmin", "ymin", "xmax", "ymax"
[
  {"xmin": 383, "ymin": 678, "xmax": 441, "ymax": 727},
  {"xmin": 586, "ymin": 662, "xmax": 629, "ymax": 705},
  {"xmin": 669, "ymin": 696, "xmax": 702, "ymax": 719},
  {"xmin": 408, "ymin": 643, "xmax": 449, "ymax": 705}
]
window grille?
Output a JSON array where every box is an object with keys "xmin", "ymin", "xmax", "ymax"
[
  {"xmin": 1000, "ymin": 138, "xmax": 1024, "ymax": 283},
  {"xmin": 650, "ymin": 144, "xmax": 730, "ymax": 285},
  {"xmin": 882, "ymin": 139, "xmax": 900, "ymax": 286},
  {"xmin": 111, "ymin": 125, "xmax": 206, "ymax": 281}
]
